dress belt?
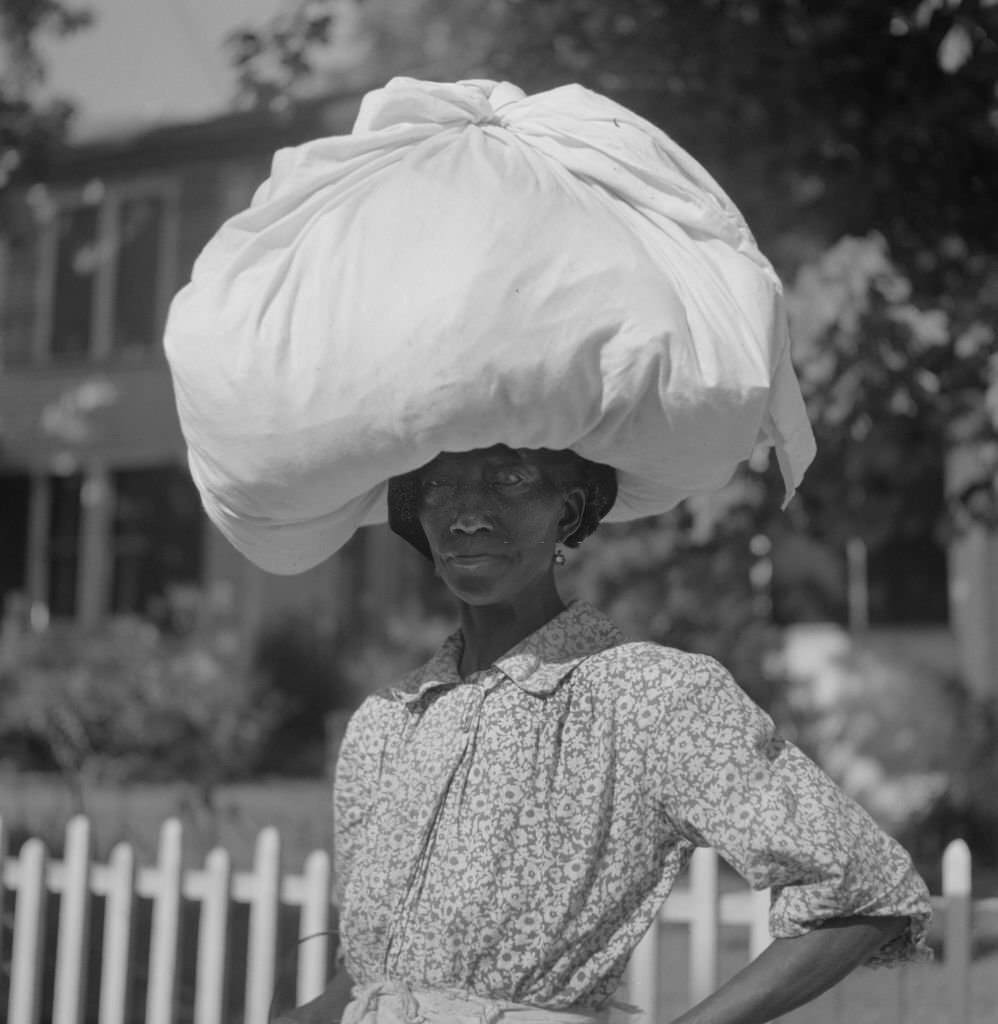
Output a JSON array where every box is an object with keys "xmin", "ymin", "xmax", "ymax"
[{"xmin": 341, "ymin": 980, "xmax": 640, "ymax": 1024}]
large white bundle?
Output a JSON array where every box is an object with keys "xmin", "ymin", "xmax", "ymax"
[{"xmin": 164, "ymin": 77, "xmax": 815, "ymax": 574}]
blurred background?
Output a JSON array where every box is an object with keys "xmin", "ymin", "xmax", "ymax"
[{"xmin": 0, "ymin": 0, "xmax": 996, "ymax": 899}]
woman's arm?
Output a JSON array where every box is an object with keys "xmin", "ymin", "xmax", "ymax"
[
  {"xmin": 274, "ymin": 966, "xmax": 356, "ymax": 1024},
  {"xmin": 668, "ymin": 915, "xmax": 908, "ymax": 1024},
  {"xmin": 646, "ymin": 655, "xmax": 932, "ymax": 971}
]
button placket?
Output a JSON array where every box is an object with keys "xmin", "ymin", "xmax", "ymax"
[
  {"xmin": 460, "ymin": 686, "xmax": 486, "ymax": 733},
  {"xmin": 383, "ymin": 685, "xmax": 482, "ymax": 975}
]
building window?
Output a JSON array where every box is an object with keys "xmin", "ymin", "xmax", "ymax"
[
  {"xmin": 47, "ymin": 473, "xmax": 83, "ymax": 618},
  {"xmin": 111, "ymin": 466, "xmax": 203, "ymax": 618},
  {"xmin": 0, "ymin": 474, "xmax": 31, "ymax": 610},
  {"xmin": 3, "ymin": 465, "xmax": 202, "ymax": 624},
  {"xmin": 113, "ymin": 194, "xmax": 167, "ymax": 352},
  {"xmin": 50, "ymin": 204, "xmax": 100, "ymax": 360},
  {"xmin": 43, "ymin": 180, "xmax": 178, "ymax": 363}
]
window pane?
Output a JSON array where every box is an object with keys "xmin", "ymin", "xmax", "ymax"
[
  {"xmin": 112, "ymin": 195, "xmax": 165, "ymax": 351},
  {"xmin": 111, "ymin": 466, "xmax": 203, "ymax": 617},
  {"xmin": 0, "ymin": 474, "xmax": 31, "ymax": 608},
  {"xmin": 1, "ymin": 219, "xmax": 43, "ymax": 367},
  {"xmin": 50, "ymin": 206, "xmax": 99, "ymax": 359},
  {"xmin": 48, "ymin": 474, "xmax": 82, "ymax": 617}
]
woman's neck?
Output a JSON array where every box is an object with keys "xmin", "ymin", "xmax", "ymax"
[{"xmin": 457, "ymin": 584, "xmax": 566, "ymax": 677}]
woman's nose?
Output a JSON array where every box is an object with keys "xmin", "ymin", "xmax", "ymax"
[{"xmin": 449, "ymin": 511, "xmax": 494, "ymax": 535}]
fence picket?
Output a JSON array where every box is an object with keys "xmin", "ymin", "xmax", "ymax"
[
  {"xmin": 296, "ymin": 849, "xmax": 332, "ymax": 1005},
  {"xmin": 98, "ymin": 841, "xmax": 137, "ymax": 1024},
  {"xmin": 625, "ymin": 917, "xmax": 659, "ymax": 1017},
  {"xmin": 195, "ymin": 846, "xmax": 232, "ymax": 1024},
  {"xmin": 0, "ymin": 814, "xmax": 7, "ymax": 975},
  {"xmin": 830, "ymin": 974, "xmax": 846, "ymax": 1023},
  {"xmin": 146, "ymin": 818, "xmax": 184, "ymax": 1024},
  {"xmin": 748, "ymin": 887, "xmax": 771, "ymax": 959},
  {"xmin": 52, "ymin": 815, "xmax": 92, "ymax": 1024},
  {"xmin": 943, "ymin": 838, "xmax": 972, "ymax": 1024},
  {"xmin": 8, "ymin": 837, "xmax": 48, "ymax": 1024},
  {"xmin": 244, "ymin": 827, "xmax": 281, "ymax": 1024},
  {"xmin": 688, "ymin": 848, "xmax": 720, "ymax": 1006},
  {"xmin": 886, "ymin": 964, "xmax": 908, "ymax": 1024}
]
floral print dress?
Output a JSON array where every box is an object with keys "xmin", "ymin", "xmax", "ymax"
[{"xmin": 333, "ymin": 601, "xmax": 931, "ymax": 1011}]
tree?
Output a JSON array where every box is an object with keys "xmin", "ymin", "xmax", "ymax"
[{"xmin": 0, "ymin": 0, "xmax": 93, "ymax": 191}]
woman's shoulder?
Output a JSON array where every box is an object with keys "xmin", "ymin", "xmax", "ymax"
[
  {"xmin": 584, "ymin": 636, "xmax": 721, "ymax": 676},
  {"xmin": 580, "ymin": 639, "xmax": 737, "ymax": 705},
  {"xmin": 343, "ymin": 676, "xmax": 416, "ymax": 735}
]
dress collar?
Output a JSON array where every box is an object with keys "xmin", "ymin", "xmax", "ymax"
[{"xmin": 394, "ymin": 601, "xmax": 624, "ymax": 704}]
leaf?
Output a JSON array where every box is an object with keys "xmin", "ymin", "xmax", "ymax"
[
  {"xmin": 225, "ymin": 30, "xmax": 264, "ymax": 63},
  {"xmin": 304, "ymin": 13, "xmax": 334, "ymax": 43},
  {"xmin": 955, "ymin": 322, "xmax": 995, "ymax": 358},
  {"xmin": 887, "ymin": 305, "xmax": 950, "ymax": 350},
  {"xmin": 938, "ymin": 21, "xmax": 974, "ymax": 72}
]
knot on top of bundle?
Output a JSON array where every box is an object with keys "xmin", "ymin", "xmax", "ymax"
[{"xmin": 354, "ymin": 77, "xmax": 526, "ymax": 132}]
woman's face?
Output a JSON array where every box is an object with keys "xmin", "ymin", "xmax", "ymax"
[{"xmin": 415, "ymin": 446, "xmax": 585, "ymax": 607}]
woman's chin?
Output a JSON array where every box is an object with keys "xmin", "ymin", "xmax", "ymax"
[
  {"xmin": 441, "ymin": 569, "xmax": 509, "ymax": 605},
  {"xmin": 439, "ymin": 560, "xmax": 558, "ymax": 609}
]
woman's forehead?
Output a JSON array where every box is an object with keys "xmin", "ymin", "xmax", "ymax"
[
  {"xmin": 428, "ymin": 445, "xmax": 519, "ymax": 469},
  {"xmin": 421, "ymin": 446, "xmax": 569, "ymax": 472}
]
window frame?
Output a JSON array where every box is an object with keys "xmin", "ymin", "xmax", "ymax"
[
  {"xmin": 32, "ymin": 175, "xmax": 181, "ymax": 365},
  {"xmin": 13, "ymin": 462, "xmax": 206, "ymax": 624}
]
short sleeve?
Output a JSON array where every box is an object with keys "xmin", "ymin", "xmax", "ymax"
[
  {"xmin": 648, "ymin": 654, "xmax": 933, "ymax": 965},
  {"xmin": 332, "ymin": 698, "xmax": 387, "ymax": 908}
]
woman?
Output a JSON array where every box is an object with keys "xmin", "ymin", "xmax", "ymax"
[
  {"xmin": 161, "ymin": 77, "xmax": 931, "ymax": 1024},
  {"xmin": 276, "ymin": 444, "xmax": 930, "ymax": 1024}
]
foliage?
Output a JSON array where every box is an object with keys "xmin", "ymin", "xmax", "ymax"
[
  {"xmin": 226, "ymin": 0, "xmax": 500, "ymax": 108},
  {"xmin": 780, "ymin": 625, "xmax": 998, "ymax": 889},
  {"xmin": 0, "ymin": 0, "xmax": 92, "ymax": 190},
  {"xmin": 563, "ymin": 476, "xmax": 787, "ymax": 713},
  {"xmin": 787, "ymin": 232, "xmax": 998, "ymax": 543},
  {"xmin": 253, "ymin": 606, "xmax": 357, "ymax": 774},
  {"xmin": 0, "ymin": 587, "xmax": 285, "ymax": 805},
  {"xmin": 1, "ymin": 0, "xmax": 92, "ymax": 85},
  {"xmin": 0, "ymin": 771, "xmax": 336, "ymax": 866},
  {"xmin": 334, "ymin": 600, "xmax": 455, "ymax": 700},
  {"xmin": 227, "ymin": 0, "xmax": 342, "ymax": 112}
]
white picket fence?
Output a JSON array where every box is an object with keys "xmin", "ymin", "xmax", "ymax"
[{"xmin": 0, "ymin": 815, "xmax": 992, "ymax": 1024}]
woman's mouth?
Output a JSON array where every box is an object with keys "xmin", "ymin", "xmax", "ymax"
[{"xmin": 447, "ymin": 554, "xmax": 504, "ymax": 570}]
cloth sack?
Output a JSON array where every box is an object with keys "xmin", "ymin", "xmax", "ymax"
[{"xmin": 164, "ymin": 77, "xmax": 816, "ymax": 574}]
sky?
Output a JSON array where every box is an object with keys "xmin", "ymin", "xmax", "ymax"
[{"xmin": 39, "ymin": 0, "xmax": 290, "ymax": 140}]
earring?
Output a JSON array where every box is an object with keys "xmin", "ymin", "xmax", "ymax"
[{"xmin": 553, "ymin": 546, "xmax": 566, "ymax": 566}]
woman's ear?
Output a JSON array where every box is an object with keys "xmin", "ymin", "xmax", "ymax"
[{"xmin": 558, "ymin": 487, "xmax": 586, "ymax": 543}]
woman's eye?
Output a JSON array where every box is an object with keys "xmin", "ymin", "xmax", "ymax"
[
  {"xmin": 420, "ymin": 478, "xmax": 456, "ymax": 501},
  {"xmin": 493, "ymin": 470, "xmax": 528, "ymax": 486}
]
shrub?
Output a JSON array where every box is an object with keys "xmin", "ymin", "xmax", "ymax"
[
  {"xmin": 781, "ymin": 626, "xmax": 998, "ymax": 893},
  {"xmin": 0, "ymin": 586, "xmax": 285, "ymax": 803}
]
